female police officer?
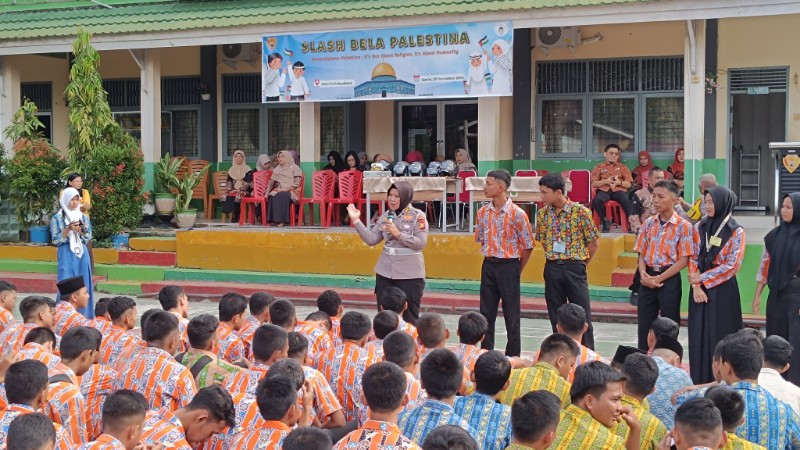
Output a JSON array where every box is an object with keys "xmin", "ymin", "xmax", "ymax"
[{"xmin": 348, "ymin": 180, "xmax": 428, "ymax": 325}]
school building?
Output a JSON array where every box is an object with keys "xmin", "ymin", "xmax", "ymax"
[{"xmin": 1, "ymin": 0, "xmax": 799, "ymax": 213}]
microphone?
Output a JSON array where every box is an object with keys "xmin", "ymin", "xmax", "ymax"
[{"xmin": 387, "ymin": 210, "xmax": 396, "ymax": 222}]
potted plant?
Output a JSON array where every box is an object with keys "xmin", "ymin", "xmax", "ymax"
[
  {"xmin": 154, "ymin": 153, "xmax": 182, "ymax": 215},
  {"xmin": 174, "ymin": 164, "xmax": 209, "ymax": 228},
  {"xmin": 2, "ymin": 100, "xmax": 68, "ymax": 243}
]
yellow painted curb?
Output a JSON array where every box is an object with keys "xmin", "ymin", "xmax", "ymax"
[
  {"xmin": 129, "ymin": 237, "xmax": 177, "ymax": 253},
  {"xmin": 93, "ymin": 248, "xmax": 119, "ymax": 265},
  {"xmin": 0, "ymin": 245, "xmax": 55, "ymax": 261}
]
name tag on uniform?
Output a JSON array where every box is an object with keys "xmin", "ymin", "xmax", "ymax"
[
  {"xmin": 709, "ymin": 236, "xmax": 722, "ymax": 247},
  {"xmin": 553, "ymin": 241, "xmax": 566, "ymax": 254}
]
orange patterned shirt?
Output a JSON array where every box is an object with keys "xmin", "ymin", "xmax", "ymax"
[
  {"xmin": 591, "ymin": 161, "xmax": 633, "ymax": 193},
  {"xmin": 229, "ymin": 420, "xmax": 290, "ymax": 449},
  {"xmin": 335, "ymin": 420, "xmax": 422, "ymax": 450},
  {"xmin": 0, "ymin": 404, "xmax": 74, "ymax": 450},
  {"xmin": 0, "ymin": 308, "xmax": 16, "ymax": 334},
  {"xmin": 330, "ymin": 316, "xmax": 342, "ymax": 348},
  {"xmin": 222, "ymin": 362, "xmax": 270, "ymax": 399},
  {"xmin": 217, "ymin": 322, "xmax": 245, "ymax": 363},
  {"xmin": 634, "ymin": 212, "xmax": 694, "ymax": 269},
  {"xmin": 18, "ymin": 342, "xmax": 61, "ymax": 370},
  {"xmin": 99, "ymin": 324, "xmax": 142, "ymax": 366},
  {"xmin": 0, "ymin": 323, "xmax": 39, "ymax": 354},
  {"xmin": 46, "ymin": 374, "xmax": 88, "ymax": 444},
  {"xmin": 117, "ymin": 346, "xmax": 197, "ymax": 411},
  {"xmin": 53, "ymin": 301, "xmax": 92, "ymax": 337},
  {"xmin": 296, "ymin": 322, "xmax": 334, "ymax": 366},
  {"xmin": 77, "ymin": 434, "xmax": 127, "ymax": 449},
  {"xmin": 141, "ymin": 407, "xmax": 192, "ymax": 450},
  {"xmin": 169, "ymin": 311, "xmax": 190, "ymax": 352},
  {"xmin": 89, "ymin": 317, "xmax": 112, "ymax": 336},
  {"xmin": 81, "ymin": 364, "xmax": 118, "ymax": 441},
  {"xmin": 318, "ymin": 342, "xmax": 372, "ymax": 422},
  {"xmin": 304, "ymin": 365, "xmax": 344, "ymax": 424},
  {"xmin": 237, "ymin": 315, "xmax": 262, "ymax": 360},
  {"xmin": 689, "ymin": 226, "xmax": 746, "ymax": 289},
  {"xmin": 475, "ymin": 198, "xmax": 535, "ymax": 259}
]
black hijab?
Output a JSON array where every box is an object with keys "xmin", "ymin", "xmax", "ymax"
[
  {"xmin": 389, "ymin": 181, "xmax": 414, "ymax": 215},
  {"xmin": 764, "ymin": 192, "xmax": 800, "ymax": 291},
  {"xmin": 324, "ymin": 152, "xmax": 346, "ymax": 173},
  {"xmin": 344, "ymin": 151, "xmax": 364, "ymax": 171},
  {"xmin": 697, "ymin": 186, "xmax": 741, "ymax": 272}
]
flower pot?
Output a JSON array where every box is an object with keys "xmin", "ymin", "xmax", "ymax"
[
  {"xmin": 29, "ymin": 225, "xmax": 49, "ymax": 244},
  {"xmin": 155, "ymin": 193, "xmax": 177, "ymax": 216},
  {"xmin": 111, "ymin": 233, "xmax": 129, "ymax": 249},
  {"xmin": 176, "ymin": 210, "xmax": 198, "ymax": 228}
]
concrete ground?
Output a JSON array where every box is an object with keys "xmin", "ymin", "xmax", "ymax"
[{"xmin": 15, "ymin": 294, "xmax": 690, "ymax": 362}]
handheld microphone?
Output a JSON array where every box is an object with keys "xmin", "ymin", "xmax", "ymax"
[{"xmin": 387, "ymin": 210, "xmax": 396, "ymax": 222}]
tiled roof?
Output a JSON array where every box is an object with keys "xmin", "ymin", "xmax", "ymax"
[{"xmin": 0, "ymin": 0, "xmax": 653, "ymax": 41}]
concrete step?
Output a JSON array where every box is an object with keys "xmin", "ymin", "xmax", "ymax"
[
  {"xmin": 617, "ymin": 252, "xmax": 638, "ymax": 270},
  {"xmin": 623, "ymin": 234, "xmax": 637, "ymax": 253},
  {"xmin": 128, "ymin": 237, "xmax": 177, "ymax": 253},
  {"xmin": 118, "ymin": 251, "xmax": 176, "ymax": 267},
  {"xmin": 0, "ymin": 271, "xmax": 106, "ymax": 293},
  {"xmin": 612, "ymin": 268, "xmax": 635, "ymax": 288}
]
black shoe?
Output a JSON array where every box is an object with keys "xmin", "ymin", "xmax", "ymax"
[{"xmin": 601, "ymin": 218, "xmax": 611, "ymax": 233}]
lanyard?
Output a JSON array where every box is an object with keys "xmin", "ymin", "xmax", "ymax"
[
  {"xmin": 551, "ymin": 205, "xmax": 566, "ymax": 238},
  {"xmin": 705, "ymin": 213, "xmax": 732, "ymax": 252}
]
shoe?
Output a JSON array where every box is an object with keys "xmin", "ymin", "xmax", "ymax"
[{"xmin": 601, "ymin": 219, "xmax": 611, "ymax": 233}]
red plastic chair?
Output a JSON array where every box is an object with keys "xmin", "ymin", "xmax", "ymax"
[
  {"xmin": 565, "ymin": 169, "xmax": 592, "ymax": 206},
  {"xmin": 514, "ymin": 169, "xmax": 538, "ymax": 177},
  {"xmin": 238, "ymin": 170, "xmax": 272, "ymax": 226},
  {"xmin": 592, "ymin": 200, "xmax": 630, "ymax": 233},
  {"xmin": 298, "ymin": 170, "xmax": 336, "ymax": 227},
  {"xmin": 288, "ymin": 173, "xmax": 305, "ymax": 227},
  {"xmin": 327, "ymin": 170, "xmax": 362, "ymax": 226}
]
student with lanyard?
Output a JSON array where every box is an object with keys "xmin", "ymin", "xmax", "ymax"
[
  {"xmin": 536, "ymin": 172, "xmax": 600, "ymax": 349},
  {"xmin": 687, "ymin": 186, "xmax": 745, "ymax": 384}
]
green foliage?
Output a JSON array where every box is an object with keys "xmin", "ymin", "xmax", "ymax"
[
  {"xmin": 155, "ymin": 153, "xmax": 182, "ymax": 193},
  {"xmin": 175, "ymin": 165, "xmax": 209, "ymax": 213},
  {"xmin": 65, "ymin": 29, "xmax": 115, "ymax": 175},
  {"xmin": 82, "ymin": 129, "xmax": 145, "ymax": 240},
  {"xmin": 3, "ymin": 100, "xmax": 45, "ymax": 142}
]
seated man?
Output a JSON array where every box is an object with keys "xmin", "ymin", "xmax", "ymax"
[
  {"xmin": 510, "ymin": 391, "xmax": 562, "ymax": 450},
  {"xmin": 365, "ymin": 310, "xmax": 398, "ymax": 363},
  {"xmin": 450, "ymin": 311, "xmax": 488, "ymax": 374},
  {"xmin": 645, "ymin": 335, "xmax": 693, "ymax": 429},
  {"xmin": 590, "ymin": 143, "xmax": 633, "ymax": 233},
  {"xmin": 229, "ymin": 377, "xmax": 312, "ymax": 448},
  {"xmin": 0, "ymin": 280, "xmax": 17, "ymax": 333},
  {"xmin": 454, "ymin": 351, "xmax": 513, "ymax": 450},
  {"xmin": 629, "ymin": 167, "xmax": 665, "ymax": 232},
  {"xmin": 78, "ymin": 389, "xmax": 148, "ymax": 450},
  {"xmin": 271, "ymin": 299, "xmax": 332, "ymax": 367},
  {"xmin": 759, "ymin": 335, "xmax": 800, "ymax": 415},
  {"xmin": 552, "ymin": 361, "xmax": 640, "ymax": 450},
  {"xmin": 99, "ymin": 296, "xmax": 141, "ymax": 367},
  {"xmin": 286, "ymin": 332, "xmax": 345, "ymax": 429},
  {"xmin": 238, "ymin": 291, "xmax": 274, "ymax": 360},
  {"xmin": 613, "ymin": 353, "xmax": 667, "ymax": 450},
  {"xmin": 705, "ymin": 385, "xmax": 766, "ymax": 450},
  {"xmin": 158, "ymin": 285, "xmax": 190, "ymax": 352},
  {"xmin": 53, "ymin": 276, "xmax": 92, "ymax": 337},
  {"xmin": 420, "ymin": 425, "xmax": 478, "ymax": 450},
  {"xmin": 222, "ymin": 323, "xmax": 286, "ymax": 398},
  {"xmin": 556, "ymin": 303, "xmax": 601, "ymax": 382},
  {"xmin": 283, "ymin": 427, "xmax": 332, "ymax": 450},
  {"xmin": 19, "ymin": 327, "xmax": 61, "ymax": 370},
  {"xmin": 6, "ymin": 413, "xmax": 57, "ymax": 450},
  {"xmin": 379, "ymin": 286, "xmax": 418, "ymax": 340},
  {"xmin": 317, "ymin": 290, "xmax": 344, "ymax": 347},
  {"xmin": 679, "ymin": 173, "xmax": 718, "ymax": 223},
  {"xmin": 215, "ymin": 292, "xmax": 247, "ymax": 364},
  {"xmin": 499, "ymin": 333, "xmax": 578, "ymax": 408},
  {"xmin": 178, "ymin": 314, "xmax": 240, "ymax": 389},
  {"xmin": 398, "ymin": 349, "xmax": 478, "ymax": 445},
  {"xmin": 0, "ymin": 296, "xmax": 54, "ymax": 354},
  {"xmin": 672, "ymin": 398, "xmax": 726, "ymax": 450},
  {"xmin": 89, "ymin": 297, "xmax": 112, "ymax": 335}
]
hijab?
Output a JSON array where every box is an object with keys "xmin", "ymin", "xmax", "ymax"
[
  {"xmin": 229, "ymin": 150, "xmax": 252, "ymax": 189},
  {"xmin": 272, "ymin": 150, "xmax": 303, "ymax": 188},
  {"xmin": 344, "ymin": 151, "xmax": 363, "ymax": 171},
  {"xmin": 324, "ymin": 151, "xmax": 346, "ymax": 173},
  {"xmin": 256, "ymin": 154, "xmax": 270, "ymax": 171},
  {"xmin": 455, "ymin": 148, "xmax": 476, "ymax": 171},
  {"xmin": 764, "ymin": 192, "xmax": 800, "ymax": 291},
  {"xmin": 60, "ymin": 187, "xmax": 84, "ymax": 258},
  {"xmin": 389, "ymin": 181, "xmax": 413, "ymax": 215},
  {"xmin": 632, "ymin": 151, "xmax": 654, "ymax": 181},
  {"xmin": 697, "ymin": 186, "xmax": 740, "ymax": 271},
  {"xmin": 669, "ymin": 148, "xmax": 684, "ymax": 179}
]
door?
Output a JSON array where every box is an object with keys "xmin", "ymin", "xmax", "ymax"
[
  {"xmin": 729, "ymin": 68, "xmax": 788, "ymax": 212},
  {"xmin": 398, "ymin": 101, "xmax": 478, "ymax": 164}
]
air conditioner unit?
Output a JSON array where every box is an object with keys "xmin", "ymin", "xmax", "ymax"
[
  {"xmin": 220, "ymin": 43, "xmax": 260, "ymax": 63},
  {"xmin": 536, "ymin": 27, "xmax": 581, "ymax": 49}
]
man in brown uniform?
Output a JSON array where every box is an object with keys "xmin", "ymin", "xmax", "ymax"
[{"xmin": 591, "ymin": 144, "xmax": 634, "ymax": 233}]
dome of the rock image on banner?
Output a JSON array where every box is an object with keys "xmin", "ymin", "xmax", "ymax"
[{"xmin": 355, "ymin": 62, "xmax": 416, "ymax": 99}]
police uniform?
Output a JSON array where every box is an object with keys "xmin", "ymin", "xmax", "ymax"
[{"xmin": 355, "ymin": 201, "xmax": 428, "ymax": 325}]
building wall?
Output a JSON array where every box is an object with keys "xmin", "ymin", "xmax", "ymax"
[
  {"xmin": 14, "ymin": 54, "xmax": 69, "ymax": 151},
  {"xmin": 364, "ymin": 100, "xmax": 395, "ymax": 160}
]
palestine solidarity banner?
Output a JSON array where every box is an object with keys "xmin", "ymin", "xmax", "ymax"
[{"xmin": 261, "ymin": 21, "xmax": 513, "ymax": 103}]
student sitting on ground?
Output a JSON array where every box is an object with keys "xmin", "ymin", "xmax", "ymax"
[
  {"xmin": 238, "ymin": 291, "xmax": 274, "ymax": 360},
  {"xmin": 379, "ymin": 286, "xmax": 418, "ymax": 340},
  {"xmin": 19, "ymin": 326, "xmax": 61, "ymax": 370},
  {"xmin": 335, "ymin": 362, "xmax": 420, "ymax": 449},
  {"xmin": 287, "ymin": 332, "xmax": 345, "ymax": 429},
  {"xmin": 398, "ymin": 349, "xmax": 478, "ymax": 445},
  {"xmin": 555, "ymin": 303, "xmax": 602, "ymax": 383},
  {"xmin": 450, "ymin": 311, "xmax": 488, "ymax": 374},
  {"xmin": 215, "ymin": 292, "xmax": 247, "ymax": 364},
  {"xmin": 317, "ymin": 290, "xmax": 344, "ymax": 347},
  {"xmin": 759, "ymin": 335, "xmax": 800, "ymax": 415},
  {"xmin": 612, "ymin": 353, "xmax": 667, "ymax": 450},
  {"xmin": 0, "ymin": 280, "xmax": 17, "ymax": 334},
  {"xmin": 158, "ymin": 285, "xmax": 190, "ymax": 351},
  {"xmin": 416, "ymin": 312, "xmax": 471, "ymax": 393},
  {"xmin": 672, "ymin": 398, "xmax": 726, "ymax": 450},
  {"xmin": 271, "ymin": 299, "xmax": 332, "ymax": 367},
  {"xmin": 420, "ymin": 425, "xmax": 478, "ymax": 450},
  {"xmin": 383, "ymin": 330, "xmax": 427, "ymax": 410},
  {"xmin": 705, "ymin": 385, "xmax": 766, "ymax": 450},
  {"xmin": 99, "ymin": 296, "xmax": 141, "ymax": 367},
  {"xmin": 454, "ymin": 351, "xmax": 513, "ymax": 450},
  {"xmin": 365, "ymin": 310, "xmax": 399, "ymax": 363},
  {"xmin": 89, "ymin": 297, "xmax": 112, "ymax": 335},
  {"xmin": 178, "ymin": 314, "xmax": 240, "ymax": 389},
  {"xmin": 0, "ymin": 296, "xmax": 54, "ymax": 355},
  {"xmin": 551, "ymin": 361, "xmax": 641, "ymax": 450},
  {"xmin": 283, "ymin": 427, "xmax": 332, "ymax": 450},
  {"xmin": 222, "ymin": 324, "xmax": 286, "ymax": 398},
  {"xmin": 78, "ymin": 389, "xmax": 148, "ymax": 450},
  {"xmin": 499, "ymin": 333, "xmax": 578, "ymax": 408},
  {"xmin": 646, "ymin": 335, "xmax": 693, "ymax": 430},
  {"xmin": 509, "ymin": 391, "xmax": 562, "ymax": 450},
  {"xmin": 229, "ymin": 377, "xmax": 312, "ymax": 448},
  {"xmin": 5, "ymin": 413, "xmax": 57, "ymax": 450}
]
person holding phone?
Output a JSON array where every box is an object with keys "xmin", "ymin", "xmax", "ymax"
[
  {"xmin": 50, "ymin": 187, "xmax": 94, "ymax": 319},
  {"xmin": 348, "ymin": 181, "xmax": 428, "ymax": 325}
]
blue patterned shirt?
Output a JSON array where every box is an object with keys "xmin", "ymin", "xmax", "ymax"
[
  {"xmin": 398, "ymin": 399, "xmax": 478, "ymax": 445},
  {"xmin": 646, "ymin": 356, "xmax": 693, "ymax": 429},
  {"xmin": 453, "ymin": 393, "xmax": 512, "ymax": 450},
  {"xmin": 728, "ymin": 381, "xmax": 800, "ymax": 449}
]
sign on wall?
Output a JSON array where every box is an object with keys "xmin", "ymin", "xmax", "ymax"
[{"xmin": 261, "ymin": 21, "xmax": 513, "ymax": 103}]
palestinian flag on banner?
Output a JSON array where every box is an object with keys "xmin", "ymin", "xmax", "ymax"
[
  {"xmin": 478, "ymin": 36, "xmax": 488, "ymax": 47},
  {"xmin": 284, "ymin": 49, "xmax": 294, "ymax": 58}
]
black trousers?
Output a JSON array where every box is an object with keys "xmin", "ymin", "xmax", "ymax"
[
  {"xmin": 766, "ymin": 277, "xmax": 800, "ymax": 384},
  {"xmin": 375, "ymin": 274, "xmax": 425, "ymax": 325},
  {"xmin": 543, "ymin": 260, "xmax": 595, "ymax": 349},
  {"xmin": 637, "ymin": 269, "xmax": 682, "ymax": 350},
  {"xmin": 592, "ymin": 190, "xmax": 633, "ymax": 222},
  {"xmin": 480, "ymin": 258, "xmax": 522, "ymax": 357}
]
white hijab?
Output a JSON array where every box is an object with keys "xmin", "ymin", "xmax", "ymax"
[{"xmin": 60, "ymin": 187, "xmax": 84, "ymax": 258}]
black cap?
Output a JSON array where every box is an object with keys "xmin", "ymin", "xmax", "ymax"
[
  {"xmin": 654, "ymin": 335, "xmax": 684, "ymax": 361},
  {"xmin": 613, "ymin": 345, "xmax": 646, "ymax": 366},
  {"xmin": 56, "ymin": 275, "xmax": 85, "ymax": 297}
]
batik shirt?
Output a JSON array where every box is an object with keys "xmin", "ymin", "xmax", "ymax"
[
  {"xmin": 728, "ymin": 381, "xmax": 800, "ymax": 449},
  {"xmin": 46, "ymin": 374, "xmax": 88, "ymax": 444},
  {"xmin": 296, "ymin": 321, "xmax": 334, "ymax": 367},
  {"xmin": 646, "ymin": 356, "xmax": 694, "ymax": 429},
  {"xmin": 179, "ymin": 348, "xmax": 241, "ymax": 389},
  {"xmin": 54, "ymin": 301, "xmax": 91, "ymax": 336},
  {"xmin": 365, "ymin": 339, "xmax": 385, "ymax": 363},
  {"xmin": 635, "ymin": 212, "xmax": 694, "ymax": 270},
  {"xmin": 330, "ymin": 316, "xmax": 342, "ymax": 348},
  {"xmin": 335, "ymin": 420, "xmax": 421, "ymax": 450},
  {"xmin": 99, "ymin": 324, "xmax": 142, "ymax": 366},
  {"xmin": 449, "ymin": 343, "xmax": 486, "ymax": 373},
  {"xmin": 0, "ymin": 323, "xmax": 39, "ymax": 354},
  {"xmin": 222, "ymin": 362, "xmax": 270, "ymax": 398},
  {"xmin": 535, "ymin": 201, "xmax": 599, "ymax": 261},
  {"xmin": 237, "ymin": 315, "xmax": 261, "ymax": 359},
  {"xmin": 200, "ymin": 394, "xmax": 266, "ymax": 450},
  {"xmin": 357, "ymin": 371, "xmax": 427, "ymax": 426},
  {"xmin": 454, "ymin": 393, "xmax": 512, "ymax": 450},
  {"xmin": 117, "ymin": 346, "xmax": 197, "ymax": 411},
  {"xmin": 318, "ymin": 342, "xmax": 372, "ymax": 422},
  {"xmin": 141, "ymin": 407, "xmax": 192, "ymax": 450},
  {"xmin": 498, "ymin": 361, "xmax": 572, "ymax": 408},
  {"xmin": 0, "ymin": 308, "xmax": 16, "ymax": 334},
  {"xmin": 77, "ymin": 434, "xmax": 127, "ymax": 449},
  {"xmin": 18, "ymin": 342, "xmax": 61, "ymax": 369},
  {"xmin": 689, "ymin": 226, "xmax": 746, "ymax": 288},
  {"xmin": 0, "ymin": 403, "xmax": 74, "ymax": 450},
  {"xmin": 591, "ymin": 162, "xmax": 632, "ymax": 193},
  {"xmin": 89, "ymin": 317, "xmax": 112, "ymax": 336},
  {"xmin": 229, "ymin": 420, "xmax": 290, "ymax": 449},
  {"xmin": 398, "ymin": 400, "xmax": 478, "ymax": 446},
  {"xmin": 611, "ymin": 394, "xmax": 667, "ymax": 450},
  {"xmin": 217, "ymin": 322, "xmax": 245, "ymax": 363},
  {"xmin": 169, "ymin": 311, "xmax": 190, "ymax": 352},
  {"xmin": 303, "ymin": 365, "xmax": 343, "ymax": 425},
  {"xmin": 81, "ymin": 364, "xmax": 117, "ymax": 441},
  {"xmin": 475, "ymin": 198, "xmax": 535, "ymax": 259},
  {"xmin": 552, "ymin": 404, "xmax": 626, "ymax": 449},
  {"xmin": 724, "ymin": 433, "xmax": 766, "ymax": 450}
]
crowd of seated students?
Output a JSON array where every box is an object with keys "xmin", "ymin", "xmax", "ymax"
[{"xmin": 2, "ymin": 281, "xmax": 800, "ymax": 450}]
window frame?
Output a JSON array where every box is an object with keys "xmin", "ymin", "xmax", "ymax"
[{"xmin": 163, "ymin": 105, "xmax": 202, "ymax": 158}]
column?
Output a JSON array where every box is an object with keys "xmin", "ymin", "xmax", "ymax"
[
  {"xmin": 140, "ymin": 49, "xmax": 162, "ymax": 192},
  {"xmin": 0, "ymin": 56, "xmax": 21, "ymax": 152},
  {"xmin": 299, "ymin": 101, "xmax": 321, "ymax": 185},
  {"xmin": 478, "ymin": 96, "xmax": 501, "ymax": 176},
  {"xmin": 684, "ymin": 20, "xmax": 706, "ymax": 200}
]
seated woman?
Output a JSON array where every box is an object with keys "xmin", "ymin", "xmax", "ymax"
[
  {"xmin": 631, "ymin": 150, "xmax": 654, "ymax": 191},
  {"xmin": 323, "ymin": 151, "xmax": 346, "ymax": 173},
  {"xmin": 222, "ymin": 150, "xmax": 252, "ymax": 223},
  {"xmin": 667, "ymin": 147, "xmax": 685, "ymax": 191},
  {"xmin": 455, "ymin": 148, "xmax": 477, "ymax": 172},
  {"xmin": 345, "ymin": 151, "xmax": 365, "ymax": 171},
  {"xmin": 266, "ymin": 150, "xmax": 303, "ymax": 226}
]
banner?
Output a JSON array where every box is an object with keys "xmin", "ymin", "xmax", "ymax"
[{"xmin": 261, "ymin": 21, "xmax": 513, "ymax": 103}]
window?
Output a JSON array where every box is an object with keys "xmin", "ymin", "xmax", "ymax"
[
  {"xmin": 267, "ymin": 107, "xmax": 299, "ymax": 153},
  {"xmin": 226, "ymin": 108, "xmax": 260, "ymax": 157},
  {"xmin": 536, "ymin": 57, "xmax": 684, "ymax": 158},
  {"xmin": 321, "ymin": 105, "xmax": 346, "ymax": 156},
  {"xmin": 21, "ymin": 82, "xmax": 53, "ymax": 142},
  {"xmin": 172, "ymin": 110, "xmax": 199, "ymax": 158}
]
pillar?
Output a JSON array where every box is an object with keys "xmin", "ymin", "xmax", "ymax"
[
  {"xmin": 299, "ymin": 101, "xmax": 321, "ymax": 184},
  {"xmin": 140, "ymin": 49, "xmax": 162, "ymax": 191},
  {"xmin": 684, "ymin": 20, "xmax": 706, "ymax": 201},
  {"xmin": 0, "ymin": 56, "xmax": 22, "ymax": 153},
  {"xmin": 478, "ymin": 96, "xmax": 501, "ymax": 175}
]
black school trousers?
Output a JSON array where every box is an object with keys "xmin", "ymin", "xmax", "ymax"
[
  {"xmin": 637, "ymin": 268, "xmax": 682, "ymax": 350},
  {"xmin": 480, "ymin": 257, "xmax": 522, "ymax": 357}
]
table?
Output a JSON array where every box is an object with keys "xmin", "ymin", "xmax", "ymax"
[
  {"xmin": 362, "ymin": 176, "xmax": 462, "ymax": 232},
  {"xmin": 465, "ymin": 176, "xmax": 572, "ymax": 233}
]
